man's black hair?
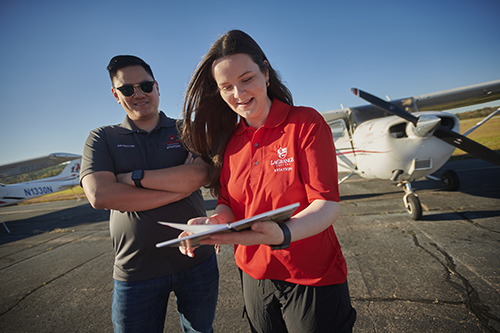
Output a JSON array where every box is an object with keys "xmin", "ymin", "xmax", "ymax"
[{"xmin": 107, "ymin": 55, "xmax": 155, "ymax": 83}]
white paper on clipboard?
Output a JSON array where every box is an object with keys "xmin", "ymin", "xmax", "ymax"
[{"xmin": 156, "ymin": 202, "xmax": 300, "ymax": 248}]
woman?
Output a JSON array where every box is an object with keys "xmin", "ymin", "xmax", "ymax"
[{"xmin": 181, "ymin": 30, "xmax": 356, "ymax": 333}]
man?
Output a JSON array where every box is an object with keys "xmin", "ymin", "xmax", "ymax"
[{"xmin": 80, "ymin": 55, "xmax": 218, "ymax": 333}]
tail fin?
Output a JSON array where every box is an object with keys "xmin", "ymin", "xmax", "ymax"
[
  {"xmin": 58, "ymin": 159, "xmax": 81, "ymax": 178},
  {"xmin": 34, "ymin": 158, "xmax": 81, "ymax": 183}
]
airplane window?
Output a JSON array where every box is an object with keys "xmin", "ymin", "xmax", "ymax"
[
  {"xmin": 330, "ymin": 120, "xmax": 347, "ymax": 139},
  {"xmin": 351, "ymin": 105, "xmax": 393, "ymax": 124}
]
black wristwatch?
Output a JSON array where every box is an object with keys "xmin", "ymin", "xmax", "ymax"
[
  {"xmin": 271, "ymin": 222, "xmax": 291, "ymax": 250},
  {"xmin": 131, "ymin": 170, "xmax": 144, "ymax": 188}
]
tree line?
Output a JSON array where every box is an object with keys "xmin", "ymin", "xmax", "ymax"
[
  {"xmin": 455, "ymin": 106, "xmax": 499, "ymax": 120},
  {"xmin": 1, "ymin": 164, "xmax": 66, "ymax": 185}
]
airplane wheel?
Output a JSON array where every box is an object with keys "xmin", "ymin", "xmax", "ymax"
[
  {"xmin": 441, "ymin": 170, "xmax": 460, "ymax": 191},
  {"xmin": 406, "ymin": 195, "xmax": 422, "ymax": 220}
]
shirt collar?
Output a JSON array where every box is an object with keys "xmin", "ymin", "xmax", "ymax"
[
  {"xmin": 118, "ymin": 111, "xmax": 177, "ymax": 134},
  {"xmin": 234, "ymin": 99, "xmax": 291, "ymax": 136}
]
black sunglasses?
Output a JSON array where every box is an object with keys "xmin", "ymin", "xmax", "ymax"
[{"xmin": 116, "ymin": 80, "xmax": 156, "ymax": 97}]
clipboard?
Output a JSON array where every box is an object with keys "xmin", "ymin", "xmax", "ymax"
[{"xmin": 156, "ymin": 202, "xmax": 300, "ymax": 248}]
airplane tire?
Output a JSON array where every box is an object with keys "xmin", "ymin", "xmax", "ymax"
[
  {"xmin": 441, "ymin": 170, "xmax": 460, "ymax": 191},
  {"xmin": 406, "ymin": 195, "xmax": 422, "ymax": 220}
]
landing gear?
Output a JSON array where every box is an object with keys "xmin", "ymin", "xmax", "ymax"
[
  {"xmin": 427, "ymin": 169, "xmax": 460, "ymax": 191},
  {"xmin": 405, "ymin": 194, "xmax": 422, "ymax": 220},
  {"xmin": 441, "ymin": 170, "xmax": 460, "ymax": 191},
  {"xmin": 401, "ymin": 182, "xmax": 423, "ymax": 220},
  {"xmin": 400, "ymin": 169, "xmax": 460, "ymax": 220}
]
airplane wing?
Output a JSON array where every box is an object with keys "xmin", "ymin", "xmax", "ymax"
[
  {"xmin": 320, "ymin": 108, "xmax": 351, "ymax": 124},
  {"xmin": 322, "ymin": 80, "xmax": 500, "ymax": 171},
  {"xmin": 321, "ymin": 80, "xmax": 500, "ymax": 126},
  {"xmin": 0, "ymin": 153, "xmax": 81, "ymax": 178},
  {"xmin": 398, "ymin": 79, "xmax": 500, "ymax": 112}
]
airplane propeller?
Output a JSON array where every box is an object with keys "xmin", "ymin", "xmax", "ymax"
[{"xmin": 351, "ymin": 88, "xmax": 500, "ymax": 166}]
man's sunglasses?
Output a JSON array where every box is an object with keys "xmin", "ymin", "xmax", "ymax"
[{"xmin": 116, "ymin": 81, "xmax": 156, "ymax": 97}]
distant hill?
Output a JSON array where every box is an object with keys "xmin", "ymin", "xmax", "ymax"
[
  {"xmin": 455, "ymin": 106, "xmax": 500, "ymax": 120},
  {"xmin": 1, "ymin": 163, "xmax": 66, "ymax": 185}
]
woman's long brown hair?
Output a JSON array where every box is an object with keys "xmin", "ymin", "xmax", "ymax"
[{"xmin": 181, "ymin": 30, "xmax": 293, "ymax": 197}]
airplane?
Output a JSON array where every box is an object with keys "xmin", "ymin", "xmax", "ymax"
[
  {"xmin": 0, "ymin": 153, "xmax": 81, "ymax": 232},
  {"xmin": 320, "ymin": 79, "xmax": 500, "ymax": 220}
]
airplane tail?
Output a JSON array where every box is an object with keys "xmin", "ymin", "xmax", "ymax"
[
  {"xmin": 58, "ymin": 159, "xmax": 81, "ymax": 178},
  {"xmin": 33, "ymin": 158, "xmax": 81, "ymax": 183}
]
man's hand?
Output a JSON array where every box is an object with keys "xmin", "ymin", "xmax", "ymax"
[
  {"xmin": 115, "ymin": 153, "xmax": 196, "ymax": 186},
  {"xmin": 184, "ymin": 152, "xmax": 195, "ymax": 164},
  {"xmin": 116, "ymin": 172, "xmax": 133, "ymax": 186}
]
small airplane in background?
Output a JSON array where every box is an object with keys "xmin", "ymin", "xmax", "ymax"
[
  {"xmin": 0, "ymin": 153, "xmax": 81, "ymax": 232},
  {"xmin": 321, "ymin": 79, "xmax": 500, "ymax": 220}
]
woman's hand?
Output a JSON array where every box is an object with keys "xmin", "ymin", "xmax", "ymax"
[
  {"xmin": 207, "ymin": 200, "xmax": 339, "ymax": 247},
  {"xmin": 179, "ymin": 216, "xmax": 221, "ymax": 257},
  {"xmin": 199, "ymin": 220, "xmax": 285, "ymax": 247}
]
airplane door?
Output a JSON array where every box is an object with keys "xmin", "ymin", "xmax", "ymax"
[{"xmin": 330, "ymin": 119, "xmax": 357, "ymax": 172}]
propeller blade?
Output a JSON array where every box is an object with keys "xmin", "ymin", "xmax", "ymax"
[
  {"xmin": 351, "ymin": 88, "xmax": 418, "ymax": 125},
  {"xmin": 352, "ymin": 88, "xmax": 500, "ymax": 166},
  {"xmin": 433, "ymin": 127, "xmax": 500, "ymax": 166}
]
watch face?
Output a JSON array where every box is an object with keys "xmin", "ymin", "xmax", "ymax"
[{"xmin": 132, "ymin": 170, "xmax": 143, "ymax": 180}]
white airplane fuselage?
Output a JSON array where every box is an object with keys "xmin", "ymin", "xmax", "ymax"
[
  {"xmin": 0, "ymin": 159, "xmax": 81, "ymax": 207},
  {"xmin": 335, "ymin": 111, "xmax": 459, "ymax": 181}
]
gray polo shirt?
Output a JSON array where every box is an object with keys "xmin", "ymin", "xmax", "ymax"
[{"xmin": 81, "ymin": 111, "xmax": 213, "ymax": 281}]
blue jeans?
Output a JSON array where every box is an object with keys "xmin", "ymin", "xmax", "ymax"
[{"xmin": 112, "ymin": 253, "xmax": 219, "ymax": 333}]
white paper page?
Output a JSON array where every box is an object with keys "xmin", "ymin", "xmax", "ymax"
[{"xmin": 157, "ymin": 222, "xmax": 228, "ymax": 234}]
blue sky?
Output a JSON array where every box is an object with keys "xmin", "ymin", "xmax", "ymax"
[{"xmin": 1, "ymin": 0, "xmax": 499, "ymax": 165}]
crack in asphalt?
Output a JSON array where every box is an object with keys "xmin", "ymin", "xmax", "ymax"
[
  {"xmin": 343, "ymin": 206, "xmax": 500, "ymax": 331},
  {"xmin": 408, "ymin": 230, "xmax": 499, "ymax": 333},
  {"xmin": 456, "ymin": 211, "xmax": 500, "ymax": 235},
  {"xmin": 0, "ymin": 250, "xmax": 111, "ymax": 317},
  {"xmin": 0, "ymin": 230, "xmax": 112, "ymax": 317},
  {"xmin": 0, "ymin": 231, "xmax": 102, "ymax": 271}
]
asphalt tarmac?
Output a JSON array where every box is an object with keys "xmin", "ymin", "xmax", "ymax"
[{"xmin": 0, "ymin": 159, "xmax": 499, "ymax": 332}]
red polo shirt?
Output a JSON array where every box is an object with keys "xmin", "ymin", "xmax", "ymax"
[{"xmin": 218, "ymin": 99, "xmax": 347, "ymax": 286}]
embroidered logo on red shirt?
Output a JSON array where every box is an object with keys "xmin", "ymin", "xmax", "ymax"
[
  {"xmin": 277, "ymin": 147, "xmax": 287, "ymax": 159},
  {"xmin": 271, "ymin": 147, "xmax": 294, "ymax": 172}
]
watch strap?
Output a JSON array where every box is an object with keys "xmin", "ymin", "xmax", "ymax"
[
  {"xmin": 131, "ymin": 170, "xmax": 144, "ymax": 188},
  {"xmin": 271, "ymin": 222, "xmax": 291, "ymax": 250}
]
